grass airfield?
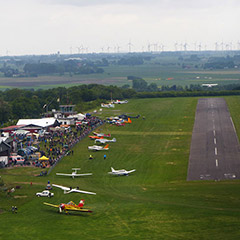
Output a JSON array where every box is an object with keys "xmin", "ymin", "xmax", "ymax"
[{"xmin": 1, "ymin": 97, "xmax": 240, "ymax": 240}]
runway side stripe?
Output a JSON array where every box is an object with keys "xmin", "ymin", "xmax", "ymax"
[{"xmin": 230, "ymin": 117, "xmax": 240, "ymax": 144}]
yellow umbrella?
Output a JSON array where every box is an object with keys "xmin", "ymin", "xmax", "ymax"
[{"xmin": 39, "ymin": 156, "xmax": 49, "ymax": 161}]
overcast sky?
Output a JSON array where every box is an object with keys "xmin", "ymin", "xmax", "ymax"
[{"xmin": 0, "ymin": 0, "xmax": 240, "ymax": 55}]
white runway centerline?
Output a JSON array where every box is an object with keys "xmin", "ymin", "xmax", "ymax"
[
  {"xmin": 216, "ymin": 159, "xmax": 218, "ymax": 167},
  {"xmin": 214, "ymin": 138, "xmax": 217, "ymax": 145},
  {"xmin": 215, "ymin": 147, "xmax": 218, "ymax": 155}
]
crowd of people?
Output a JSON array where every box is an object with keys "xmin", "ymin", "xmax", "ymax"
[{"xmin": 12, "ymin": 116, "xmax": 104, "ymax": 170}]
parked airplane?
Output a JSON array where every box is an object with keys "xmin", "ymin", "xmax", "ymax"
[
  {"xmin": 108, "ymin": 167, "xmax": 136, "ymax": 176},
  {"xmin": 93, "ymin": 132, "xmax": 111, "ymax": 137},
  {"xmin": 89, "ymin": 135, "xmax": 104, "ymax": 140},
  {"xmin": 88, "ymin": 144, "xmax": 109, "ymax": 151},
  {"xmin": 52, "ymin": 184, "xmax": 96, "ymax": 195},
  {"xmin": 44, "ymin": 199, "xmax": 92, "ymax": 214},
  {"xmin": 113, "ymin": 100, "xmax": 128, "ymax": 104},
  {"xmin": 95, "ymin": 138, "xmax": 116, "ymax": 144},
  {"xmin": 202, "ymin": 83, "xmax": 218, "ymax": 87},
  {"xmin": 56, "ymin": 168, "xmax": 92, "ymax": 179},
  {"xmin": 101, "ymin": 103, "xmax": 115, "ymax": 108}
]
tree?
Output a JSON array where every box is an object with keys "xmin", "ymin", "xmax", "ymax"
[
  {"xmin": 132, "ymin": 79, "xmax": 148, "ymax": 91},
  {"xmin": 0, "ymin": 99, "xmax": 11, "ymax": 124}
]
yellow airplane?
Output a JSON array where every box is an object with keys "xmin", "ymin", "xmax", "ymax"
[{"xmin": 44, "ymin": 199, "xmax": 92, "ymax": 214}]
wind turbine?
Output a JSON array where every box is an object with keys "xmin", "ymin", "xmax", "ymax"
[
  {"xmin": 127, "ymin": 40, "xmax": 133, "ymax": 53},
  {"xmin": 198, "ymin": 43, "xmax": 202, "ymax": 51},
  {"xmin": 221, "ymin": 41, "xmax": 224, "ymax": 51},
  {"xmin": 76, "ymin": 45, "xmax": 83, "ymax": 54},
  {"xmin": 183, "ymin": 42, "xmax": 188, "ymax": 51},
  {"xmin": 106, "ymin": 46, "xmax": 111, "ymax": 53},
  {"xmin": 147, "ymin": 43, "xmax": 151, "ymax": 52},
  {"xmin": 193, "ymin": 42, "xmax": 197, "ymax": 51},
  {"xmin": 174, "ymin": 42, "xmax": 178, "ymax": 51},
  {"xmin": 116, "ymin": 45, "xmax": 121, "ymax": 53}
]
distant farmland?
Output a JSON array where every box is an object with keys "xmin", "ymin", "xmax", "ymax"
[{"xmin": 0, "ymin": 63, "xmax": 239, "ymax": 90}]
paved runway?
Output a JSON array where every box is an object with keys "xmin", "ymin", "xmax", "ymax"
[{"xmin": 187, "ymin": 98, "xmax": 240, "ymax": 181}]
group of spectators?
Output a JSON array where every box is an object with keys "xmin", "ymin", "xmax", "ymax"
[{"xmin": 35, "ymin": 116, "xmax": 104, "ymax": 169}]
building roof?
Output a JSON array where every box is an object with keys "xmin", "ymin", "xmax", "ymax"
[
  {"xmin": 17, "ymin": 118, "xmax": 58, "ymax": 128},
  {"xmin": 1, "ymin": 125, "xmax": 25, "ymax": 131}
]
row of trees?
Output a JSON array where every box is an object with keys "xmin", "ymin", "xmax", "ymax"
[
  {"xmin": 0, "ymin": 60, "xmax": 105, "ymax": 78},
  {"xmin": 0, "ymin": 85, "xmax": 136, "ymax": 125},
  {"xmin": 1, "ymin": 82, "xmax": 240, "ymax": 126}
]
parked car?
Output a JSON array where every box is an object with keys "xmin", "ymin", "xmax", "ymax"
[{"xmin": 36, "ymin": 190, "xmax": 54, "ymax": 197}]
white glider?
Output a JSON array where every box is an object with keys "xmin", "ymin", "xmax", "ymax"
[{"xmin": 52, "ymin": 184, "xmax": 96, "ymax": 195}]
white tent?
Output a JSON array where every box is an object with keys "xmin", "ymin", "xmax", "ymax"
[
  {"xmin": 68, "ymin": 113, "xmax": 85, "ymax": 120},
  {"xmin": 17, "ymin": 118, "xmax": 59, "ymax": 128}
]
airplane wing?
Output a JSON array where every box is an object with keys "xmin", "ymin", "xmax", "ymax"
[
  {"xmin": 56, "ymin": 173, "xmax": 73, "ymax": 177},
  {"xmin": 68, "ymin": 189, "xmax": 96, "ymax": 195},
  {"xmin": 74, "ymin": 173, "xmax": 93, "ymax": 177},
  {"xmin": 52, "ymin": 184, "xmax": 70, "ymax": 191},
  {"xmin": 67, "ymin": 207, "xmax": 92, "ymax": 213},
  {"xmin": 127, "ymin": 169, "xmax": 136, "ymax": 174},
  {"xmin": 43, "ymin": 202, "xmax": 59, "ymax": 208}
]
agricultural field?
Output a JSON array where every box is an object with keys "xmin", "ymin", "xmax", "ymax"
[
  {"xmin": 0, "ymin": 57, "xmax": 240, "ymax": 90},
  {"xmin": 1, "ymin": 96, "xmax": 240, "ymax": 240}
]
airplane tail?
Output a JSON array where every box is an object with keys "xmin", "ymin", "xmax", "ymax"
[
  {"xmin": 111, "ymin": 167, "xmax": 115, "ymax": 172},
  {"xmin": 104, "ymin": 144, "xmax": 109, "ymax": 149},
  {"xmin": 112, "ymin": 138, "xmax": 116, "ymax": 142},
  {"xmin": 78, "ymin": 199, "xmax": 85, "ymax": 208}
]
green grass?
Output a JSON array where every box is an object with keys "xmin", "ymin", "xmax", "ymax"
[
  {"xmin": 0, "ymin": 63, "xmax": 239, "ymax": 90},
  {"xmin": 1, "ymin": 96, "xmax": 240, "ymax": 240}
]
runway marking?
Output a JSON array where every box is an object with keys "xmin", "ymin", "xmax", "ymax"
[
  {"xmin": 213, "ymin": 130, "xmax": 216, "ymax": 136},
  {"xmin": 230, "ymin": 117, "xmax": 237, "ymax": 134},
  {"xmin": 215, "ymin": 147, "xmax": 218, "ymax": 155},
  {"xmin": 215, "ymin": 159, "xmax": 218, "ymax": 167},
  {"xmin": 213, "ymin": 124, "xmax": 215, "ymax": 130},
  {"xmin": 214, "ymin": 138, "xmax": 217, "ymax": 145}
]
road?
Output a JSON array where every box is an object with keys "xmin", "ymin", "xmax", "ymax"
[{"xmin": 187, "ymin": 98, "xmax": 240, "ymax": 181}]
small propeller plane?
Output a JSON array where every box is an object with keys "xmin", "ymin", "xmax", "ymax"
[
  {"xmin": 88, "ymin": 144, "xmax": 109, "ymax": 151},
  {"xmin": 95, "ymin": 138, "xmax": 116, "ymax": 144},
  {"xmin": 93, "ymin": 132, "xmax": 111, "ymax": 137},
  {"xmin": 56, "ymin": 168, "xmax": 92, "ymax": 179},
  {"xmin": 44, "ymin": 199, "xmax": 92, "ymax": 214},
  {"xmin": 89, "ymin": 135, "xmax": 104, "ymax": 140},
  {"xmin": 202, "ymin": 83, "xmax": 218, "ymax": 87},
  {"xmin": 108, "ymin": 167, "xmax": 136, "ymax": 176},
  {"xmin": 52, "ymin": 184, "xmax": 96, "ymax": 195}
]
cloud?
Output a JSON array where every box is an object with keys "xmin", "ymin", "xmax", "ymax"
[
  {"xmin": 0, "ymin": 0, "xmax": 240, "ymax": 55},
  {"xmin": 41, "ymin": 0, "xmax": 240, "ymax": 9}
]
